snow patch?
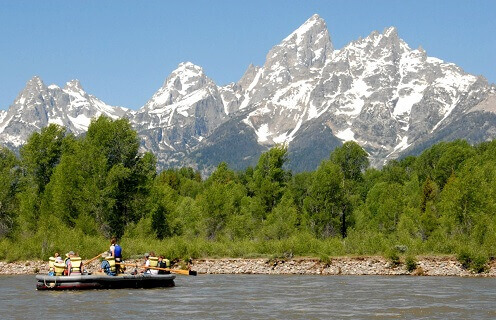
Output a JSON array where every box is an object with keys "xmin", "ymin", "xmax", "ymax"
[
  {"xmin": 391, "ymin": 135, "xmax": 410, "ymax": 154},
  {"xmin": 68, "ymin": 114, "xmax": 93, "ymax": 131},
  {"xmin": 255, "ymin": 123, "xmax": 270, "ymax": 143},
  {"xmin": 48, "ymin": 118, "xmax": 64, "ymax": 127},
  {"xmin": 335, "ymin": 128, "xmax": 356, "ymax": 141}
]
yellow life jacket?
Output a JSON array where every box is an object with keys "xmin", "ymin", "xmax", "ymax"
[
  {"xmin": 105, "ymin": 257, "xmax": 116, "ymax": 273},
  {"xmin": 71, "ymin": 256, "xmax": 82, "ymax": 273},
  {"xmin": 49, "ymin": 257, "xmax": 55, "ymax": 271},
  {"xmin": 54, "ymin": 262, "xmax": 66, "ymax": 276},
  {"xmin": 164, "ymin": 259, "xmax": 171, "ymax": 268},
  {"xmin": 149, "ymin": 256, "xmax": 158, "ymax": 268}
]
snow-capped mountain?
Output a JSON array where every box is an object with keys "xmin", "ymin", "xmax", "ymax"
[
  {"xmin": 0, "ymin": 76, "xmax": 128, "ymax": 148},
  {"xmin": 186, "ymin": 14, "xmax": 496, "ymax": 171},
  {"xmin": 1, "ymin": 14, "xmax": 495, "ymax": 174},
  {"xmin": 132, "ymin": 62, "xmax": 227, "ymax": 167}
]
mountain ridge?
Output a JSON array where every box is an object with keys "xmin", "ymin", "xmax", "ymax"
[{"xmin": 1, "ymin": 14, "xmax": 495, "ymax": 174}]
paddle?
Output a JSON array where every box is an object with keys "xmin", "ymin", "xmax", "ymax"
[
  {"xmin": 84, "ymin": 253, "xmax": 103, "ymax": 265},
  {"xmin": 117, "ymin": 262, "xmax": 197, "ymax": 276}
]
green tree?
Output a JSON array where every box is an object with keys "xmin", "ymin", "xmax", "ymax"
[
  {"xmin": 249, "ymin": 145, "xmax": 290, "ymax": 214},
  {"xmin": 18, "ymin": 124, "xmax": 67, "ymax": 231},
  {"xmin": 330, "ymin": 141, "xmax": 369, "ymax": 181},
  {"xmin": 303, "ymin": 160, "xmax": 344, "ymax": 238},
  {"xmin": 365, "ymin": 182, "xmax": 404, "ymax": 232},
  {"xmin": 0, "ymin": 147, "xmax": 20, "ymax": 238}
]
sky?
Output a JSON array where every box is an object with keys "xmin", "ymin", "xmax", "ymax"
[{"xmin": 0, "ymin": 0, "xmax": 495, "ymax": 110}]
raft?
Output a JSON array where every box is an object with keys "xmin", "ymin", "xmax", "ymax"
[{"xmin": 36, "ymin": 273, "xmax": 175, "ymax": 290}]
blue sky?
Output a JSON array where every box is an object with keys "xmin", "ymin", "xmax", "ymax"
[{"xmin": 1, "ymin": 0, "xmax": 494, "ymax": 110}]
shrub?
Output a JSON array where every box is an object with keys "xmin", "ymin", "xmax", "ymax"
[
  {"xmin": 319, "ymin": 254, "xmax": 331, "ymax": 266},
  {"xmin": 386, "ymin": 250, "xmax": 400, "ymax": 267},
  {"xmin": 470, "ymin": 254, "xmax": 488, "ymax": 273},
  {"xmin": 457, "ymin": 249, "xmax": 472, "ymax": 269},
  {"xmin": 457, "ymin": 248, "xmax": 488, "ymax": 273},
  {"xmin": 405, "ymin": 255, "xmax": 417, "ymax": 272}
]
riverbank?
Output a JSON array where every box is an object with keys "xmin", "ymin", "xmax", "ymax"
[{"xmin": 1, "ymin": 256, "xmax": 496, "ymax": 276}]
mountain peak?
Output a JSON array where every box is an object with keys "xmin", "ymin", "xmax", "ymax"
[
  {"xmin": 25, "ymin": 76, "xmax": 46, "ymax": 90},
  {"xmin": 282, "ymin": 14, "xmax": 330, "ymax": 47},
  {"xmin": 383, "ymin": 26, "xmax": 398, "ymax": 38},
  {"xmin": 263, "ymin": 14, "xmax": 333, "ymax": 80},
  {"xmin": 64, "ymin": 79, "xmax": 84, "ymax": 92},
  {"xmin": 166, "ymin": 61, "xmax": 206, "ymax": 87},
  {"xmin": 175, "ymin": 61, "xmax": 203, "ymax": 74}
]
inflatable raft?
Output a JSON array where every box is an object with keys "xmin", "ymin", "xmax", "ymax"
[{"xmin": 36, "ymin": 273, "xmax": 175, "ymax": 290}]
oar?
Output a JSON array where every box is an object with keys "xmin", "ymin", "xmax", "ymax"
[
  {"xmin": 84, "ymin": 253, "xmax": 103, "ymax": 265},
  {"xmin": 117, "ymin": 262, "xmax": 197, "ymax": 276}
]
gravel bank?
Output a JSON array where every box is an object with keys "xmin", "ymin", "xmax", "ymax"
[{"xmin": 1, "ymin": 256, "xmax": 496, "ymax": 277}]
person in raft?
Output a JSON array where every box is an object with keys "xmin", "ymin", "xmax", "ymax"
[
  {"xmin": 54, "ymin": 252, "xmax": 63, "ymax": 263},
  {"xmin": 64, "ymin": 251, "xmax": 74, "ymax": 276},
  {"xmin": 157, "ymin": 256, "xmax": 170, "ymax": 274},
  {"xmin": 99, "ymin": 253, "xmax": 117, "ymax": 276},
  {"xmin": 70, "ymin": 252, "xmax": 83, "ymax": 275},
  {"xmin": 142, "ymin": 253, "xmax": 151, "ymax": 274},
  {"xmin": 109, "ymin": 237, "xmax": 123, "ymax": 272},
  {"xmin": 149, "ymin": 251, "xmax": 159, "ymax": 275}
]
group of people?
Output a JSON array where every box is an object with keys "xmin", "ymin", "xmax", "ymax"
[
  {"xmin": 48, "ymin": 237, "xmax": 171, "ymax": 276},
  {"xmin": 48, "ymin": 251, "xmax": 83, "ymax": 276},
  {"xmin": 142, "ymin": 252, "xmax": 170, "ymax": 274},
  {"xmin": 100, "ymin": 238, "xmax": 171, "ymax": 276}
]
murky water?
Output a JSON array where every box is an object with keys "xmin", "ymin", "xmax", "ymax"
[{"xmin": 1, "ymin": 274, "xmax": 496, "ymax": 319}]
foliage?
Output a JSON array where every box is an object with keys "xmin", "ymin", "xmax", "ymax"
[
  {"xmin": 2, "ymin": 120, "xmax": 496, "ymax": 262},
  {"xmin": 405, "ymin": 255, "xmax": 418, "ymax": 272}
]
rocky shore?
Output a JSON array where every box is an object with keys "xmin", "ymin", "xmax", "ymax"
[{"xmin": 1, "ymin": 256, "xmax": 496, "ymax": 277}]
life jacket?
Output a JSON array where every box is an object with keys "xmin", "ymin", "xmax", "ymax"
[
  {"xmin": 70, "ymin": 256, "xmax": 82, "ymax": 274},
  {"xmin": 157, "ymin": 260, "xmax": 170, "ymax": 274},
  {"xmin": 106, "ymin": 257, "xmax": 117, "ymax": 273},
  {"xmin": 54, "ymin": 261, "xmax": 66, "ymax": 276},
  {"xmin": 149, "ymin": 256, "xmax": 158, "ymax": 268},
  {"xmin": 101, "ymin": 258, "xmax": 116, "ymax": 276},
  {"xmin": 114, "ymin": 244, "xmax": 122, "ymax": 259},
  {"xmin": 48, "ymin": 257, "xmax": 55, "ymax": 273}
]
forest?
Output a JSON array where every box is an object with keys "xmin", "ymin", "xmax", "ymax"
[{"xmin": 0, "ymin": 116, "xmax": 495, "ymax": 271}]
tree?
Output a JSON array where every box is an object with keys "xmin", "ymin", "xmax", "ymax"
[
  {"xmin": 303, "ymin": 160, "xmax": 344, "ymax": 238},
  {"xmin": 18, "ymin": 124, "xmax": 67, "ymax": 230},
  {"xmin": 330, "ymin": 141, "xmax": 369, "ymax": 181},
  {"xmin": 0, "ymin": 147, "xmax": 20, "ymax": 238},
  {"xmin": 20, "ymin": 124, "xmax": 66, "ymax": 194},
  {"xmin": 365, "ymin": 182, "xmax": 404, "ymax": 232},
  {"xmin": 249, "ymin": 145, "xmax": 290, "ymax": 214},
  {"xmin": 44, "ymin": 116, "xmax": 156, "ymax": 238}
]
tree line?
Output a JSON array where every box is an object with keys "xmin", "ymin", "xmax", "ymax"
[{"xmin": 0, "ymin": 116, "xmax": 495, "ymax": 267}]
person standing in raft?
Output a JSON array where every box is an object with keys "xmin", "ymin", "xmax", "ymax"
[{"xmin": 109, "ymin": 237, "xmax": 123, "ymax": 272}]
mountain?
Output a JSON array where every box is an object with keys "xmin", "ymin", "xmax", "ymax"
[
  {"xmin": 0, "ymin": 76, "xmax": 128, "ymax": 149},
  {"xmin": 131, "ymin": 62, "xmax": 228, "ymax": 168},
  {"xmin": 182, "ymin": 15, "xmax": 496, "ymax": 172},
  {"xmin": 0, "ymin": 14, "xmax": 495, "ymax": 174}
]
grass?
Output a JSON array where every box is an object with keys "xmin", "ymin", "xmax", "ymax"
[{"xmin": 1, "ymin": 230, "xmax": 495, "ymax": 266}]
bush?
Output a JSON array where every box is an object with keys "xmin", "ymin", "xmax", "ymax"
[
  {"xmin": 470, "ymin": 254, "xmax": 488, "ymax": 273},
  {"xmin": 386, "ymin": 250, "xmax": 400, "ymax": 267},
  {"xmin": 457, "ymin": 248, "xmax": 488, "ymax": 273},
  {"xmin": 457, "ymin": 249, "xmax": 472, "ymax": 269},
  {"xmin": 319, "ymin": 254, "xmax": 331, "ymax": 266},
  {"xmin": 405, "ymin": 255, "xmax": 417, "ymax": 272}
]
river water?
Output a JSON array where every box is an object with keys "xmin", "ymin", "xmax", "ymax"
[{"xmin": 1, "ymin": 274, "xmax": 496, "ymax": 319}]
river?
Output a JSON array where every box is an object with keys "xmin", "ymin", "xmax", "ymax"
[{"xmin": 1, "ymin": 274, "xmax": 496, "ymax": 319}]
